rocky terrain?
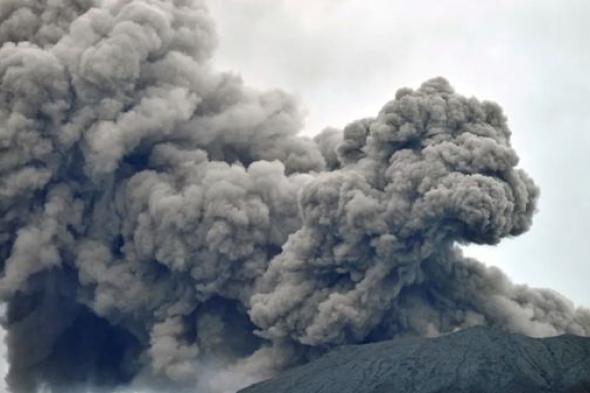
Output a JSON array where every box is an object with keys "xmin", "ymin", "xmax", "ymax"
[{"xmin": 240, "ymin": 327, "xmax": 590, "ymax": 393}]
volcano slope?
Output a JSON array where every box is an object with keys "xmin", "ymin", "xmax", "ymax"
[{"xmin": 239, "ymin": 327, "xmax": 590, "ymax": 393}]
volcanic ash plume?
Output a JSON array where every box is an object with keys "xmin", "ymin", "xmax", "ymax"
[{"xmin": 0, "ymin": 0, "xmax": 589, "ymax": 392}]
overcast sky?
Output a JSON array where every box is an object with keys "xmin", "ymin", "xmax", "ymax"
[{"xmin": 207, "ymin": 0, "xmax": 590, "ymax": 307}]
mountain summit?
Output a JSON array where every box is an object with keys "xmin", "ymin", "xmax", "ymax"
[{"xmin": 240, "ymin": 327, "xmax": 590, "ymax": 393}]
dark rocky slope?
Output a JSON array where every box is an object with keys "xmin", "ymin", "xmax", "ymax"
[{"xmin": 240, "ymin": 327, "xmax": 590, "ymax": 393}]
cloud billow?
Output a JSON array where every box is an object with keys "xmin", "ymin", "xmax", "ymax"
[{"xmin": 0, "ymin": 1, "xmax": 588, "ymax": 392}]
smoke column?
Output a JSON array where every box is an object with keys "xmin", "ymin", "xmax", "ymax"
[{"xmin": 0, "ymin": 0, "xmax": 588, "ymax": 392}]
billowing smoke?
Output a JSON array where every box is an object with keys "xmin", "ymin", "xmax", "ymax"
[{"xmin": 0, "ymin": 1, "xmax": 588, "ymax": 392}]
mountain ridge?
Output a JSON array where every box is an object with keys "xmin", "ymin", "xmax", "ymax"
[{"xmin": 239, "ymin": 326, "xmax": 590, "ymax": 393}]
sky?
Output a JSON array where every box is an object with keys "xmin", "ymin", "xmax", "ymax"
[{"xmin": 207, "ymin": 0, "xmax": 590, "ymax": 307}]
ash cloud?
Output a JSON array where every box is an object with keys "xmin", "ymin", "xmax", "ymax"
[{"xmin": 0, "ymin": 1, "xmax": 588, "ymax": 392}]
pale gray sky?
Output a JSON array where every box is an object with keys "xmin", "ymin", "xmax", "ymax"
[{"xmin": 207, "ymin": 0, "xmax": 590, "ymax": 307}]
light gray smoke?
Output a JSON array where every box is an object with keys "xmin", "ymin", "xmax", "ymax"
[{"xmin": 0, "ymin": 1, "xmax": 588, "ymax": 392}]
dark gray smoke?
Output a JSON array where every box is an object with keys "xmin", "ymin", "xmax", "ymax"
[{"xmin": 0, "ymin": 1, "xmax": 588, "ymax": 392}]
